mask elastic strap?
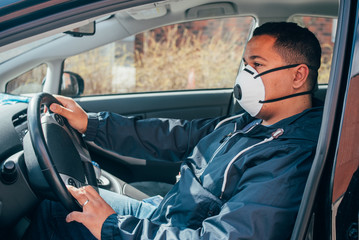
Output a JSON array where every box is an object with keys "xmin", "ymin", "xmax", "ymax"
[
  {"xmin": 259, "ymin": 90, "xmax": 313, "ymax": 103},
  {"xmin": 254, "ymin": 64, "xmax": 300, "ymax": 79}
]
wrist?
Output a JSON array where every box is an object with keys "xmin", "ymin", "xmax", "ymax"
[{"xmin": 80, "ymin": 113, "xmax": 88, "ymax": 134}]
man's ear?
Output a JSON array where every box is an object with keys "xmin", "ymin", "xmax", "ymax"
[{"xmin": 293, "ymin": 64, "xmax": 310, "ymax": 89}]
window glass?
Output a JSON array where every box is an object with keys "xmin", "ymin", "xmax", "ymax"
[
  {"xmin": 292, "ymin": 16, "xmax": 337, "ymax": 84},
  {"xmin": 5, "ymin": 64, "xmax": 47, "ymax": 94},
  {"xmin": 64, "ymin": 17, "xmax": 255, "ymax": 96}
]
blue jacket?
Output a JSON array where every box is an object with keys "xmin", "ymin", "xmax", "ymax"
[{"xmin": 85, "ymin": 107, "xmax": 323, "ymax": 239}]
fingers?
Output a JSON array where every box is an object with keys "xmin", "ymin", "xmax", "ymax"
[
  {"xmin": 50, "ymin": 103, "xmax": 73, "ymax": 119},
  {"xmin": 49, "ymin": 94, "xmax": 72, "ymax": 116},
  {"xmin": 52, "ymin": 95, "xmax": 74, "ymax": 108},
  {"xmin": 67, "ymin": 186, "xmax": 88, "ymax": 206},
  {"xmin": 67, "ymin": 185, "xmax": 98, "ymax": 205},
  {"xmin": 48, "ymin": 95, "xmax": 88, "ymax": 134},
  {"xmin": 49, "ymin": 95, "xmax": 74, "ymax": 114},
  {"xmin": 65, "ymin": 186, "xmax": 88, "ymax": 223},
  {"xmin": 65, "ymin": 185, "xmax": 115, "ymax": 239},
  {"xmin": 66, "ymin": 211, "xmax": 83, "ymax": 223}
]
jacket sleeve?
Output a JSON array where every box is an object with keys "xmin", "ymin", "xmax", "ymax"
[
  {"xmin": 84, "ymin": 112, "xmax": 225, "ymax": 162},
  {"xmin": 100, "ymin": 143, "xmax": 316, "ymax": 240}
]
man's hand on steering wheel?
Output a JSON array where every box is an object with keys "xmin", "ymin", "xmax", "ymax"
[
  {"xmin": 49, "ymin": 95, "xmax": 88, "ymax": 134},
  {"xmin": 66, "ymin": 185, "xmax": 116, "ymax": 240}
]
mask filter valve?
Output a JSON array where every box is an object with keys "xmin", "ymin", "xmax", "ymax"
[{"xmin": 233, "ymin": 84, "xmax": 242, "ymax": 100}]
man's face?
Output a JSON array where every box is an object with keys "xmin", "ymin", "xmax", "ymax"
[{"xmin": 242, "ymin": 34, "xmax": 298, "ymax": 118}]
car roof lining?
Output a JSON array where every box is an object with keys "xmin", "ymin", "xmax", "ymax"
[{"xmin": 115, "ymin": 0, "xmax": 338, "ymax": 35}]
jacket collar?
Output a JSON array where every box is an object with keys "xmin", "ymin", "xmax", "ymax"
[{"xmin": 236, "ymin": 106, "xmax": 323, "ymax": 141}]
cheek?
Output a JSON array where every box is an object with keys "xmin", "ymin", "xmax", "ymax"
[
  {"xmin": 262, "ymin": 74, "xmax": 291, "ymax": 98},
  {"xmin": 262, "ymin": 79, "xmax": 277, "ymax": 99}
]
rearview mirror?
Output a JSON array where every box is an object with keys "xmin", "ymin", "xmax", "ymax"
[{"xmin": 65, "ymin": 22, "xmax": 95, "ymax": 37}]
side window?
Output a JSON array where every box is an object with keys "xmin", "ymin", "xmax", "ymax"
[
  {"xmin": 64, "ymin": 17, "xmax": 254, "ymax": 96},
  {"xmin": 5, "ymin": 64, "xmax": 47, "ymax": 94},
  {"xmin": 292, "ymin": 16, "xmax": 337, "ymax": 85}
]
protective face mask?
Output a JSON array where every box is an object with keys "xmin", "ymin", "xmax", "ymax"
[
  {"xmin": 233, "ymin": 64, "xmax": 313, "ymax": 117},
  {"xmin": 234, "ymin": 65, "xmax": 265, "ymax": 117}
]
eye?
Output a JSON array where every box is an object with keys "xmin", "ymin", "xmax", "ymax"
[{"xmin": 253, "ymin": 62, "xmax": 262, "ymax": 67}]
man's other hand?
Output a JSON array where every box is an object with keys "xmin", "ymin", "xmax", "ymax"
[
  {"xmin": 66, "ymin": 185, "xmax": 116, "ymax": 240},
  {"xmin": 49, "ymin": 95, "xmax": 88, "ymax": 134}
]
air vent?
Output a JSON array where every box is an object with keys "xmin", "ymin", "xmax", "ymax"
[{"xmin": 12, "ymin": 110, "xmax": 27, "ymax": 127}]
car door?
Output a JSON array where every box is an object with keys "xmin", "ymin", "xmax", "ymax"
[
  {"xmin": 291, "ymin": 0, "xmax": 359, "ymax": 239},
  {"xmin": 330, "ymin": 1, "xmax": 359, "ymax": 238}
]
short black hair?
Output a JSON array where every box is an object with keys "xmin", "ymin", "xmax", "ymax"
[{"xmin": 253, "ymin": 22, "xmax": 322, "ymax": 91}]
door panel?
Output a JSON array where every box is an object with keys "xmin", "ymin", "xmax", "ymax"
[
  {"xmin": 77, "ymin": 89, "xmax": 233, "ymax": 119},
  {"xmin": 76, "ymin": 89, "xmax": 233, "ymax": 183}
]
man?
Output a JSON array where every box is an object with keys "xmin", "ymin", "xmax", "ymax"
[{"xmin": 26, "ymin": 22, "xmax": 323, "ymax": 239}]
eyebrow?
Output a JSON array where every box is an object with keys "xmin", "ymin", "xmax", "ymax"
[{"xmin": 243, "ymin": 55, "xmax": 268, "ymax": 62}]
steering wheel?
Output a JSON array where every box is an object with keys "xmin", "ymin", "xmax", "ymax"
[{"xmin": 23, "ymin": 92, "xmax": 97, "ymax": 211}]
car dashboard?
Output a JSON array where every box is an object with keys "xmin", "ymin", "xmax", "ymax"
[
  {"xmin": 0, "ymin": 101, "xmax": 144, "ymax": 231},
  {"xmin": 0, "ymin": 103, "xmax": 38, "ymax": 229}
]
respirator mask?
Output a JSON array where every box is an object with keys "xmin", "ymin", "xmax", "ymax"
[{"xmin": 233, "ymin": 64, "xmax": 314, "ymax": 117}]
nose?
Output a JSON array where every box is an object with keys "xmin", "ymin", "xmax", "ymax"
[{"xmin": 233, "ymin": 84, "xmax": 242, "ymax": 100}]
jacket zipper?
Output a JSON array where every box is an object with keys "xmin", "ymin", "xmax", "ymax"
[
  {"xmin": 197, "ymin": 129, "xmax": 239, "ymax": 179},
  {"xmin": 198, "ymin": 121, "xmax": 261, "ymax": 180},
  {"xmin": 212, "ymin": 132, "xmax": 239, "ymax": 162},
  {"xmin": 219, "ymin": 128, "xmax": 284, "ymax": 200}
]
